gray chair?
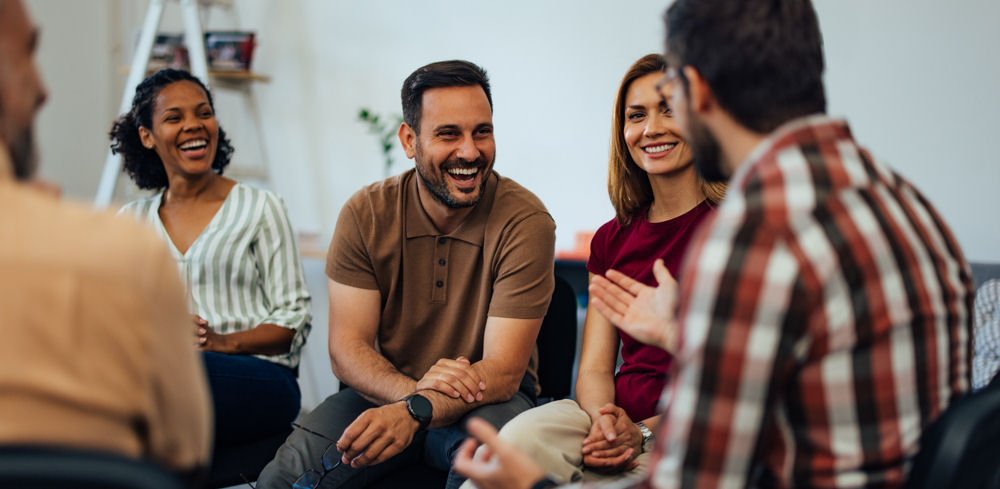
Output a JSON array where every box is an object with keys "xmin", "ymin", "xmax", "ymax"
[
  {"xmin": 970, "ymin": 261, "xmax": 1000, "ymax": 289},
  {"xmin": 534, "ymin": 275, "xmax": 580, "ymax": 404},
  {"xmin": 0, "ymin": 446, "xmax": 191, "ymax": 489},
  {"xmin": 904, "ymin": 374, "xmax": 1000, "ymax": 489}
]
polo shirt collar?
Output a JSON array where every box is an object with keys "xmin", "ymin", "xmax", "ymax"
[{"xmin": 405, "ymin": 169, "xmax": 498, "ymax": 246}]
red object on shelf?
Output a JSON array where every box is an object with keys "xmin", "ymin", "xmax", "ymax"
[
  {"xmin": 556, "ymin": 231, "xmax": 594, "ymax": 261},
  {"xmin": 239, "ymin": 33, "xmax": 256, "ymax": 70}
]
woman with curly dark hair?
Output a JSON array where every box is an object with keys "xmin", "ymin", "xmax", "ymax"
[{"xmin": 110, "ymin": 68, "xmax": 312, "ymax": 456}]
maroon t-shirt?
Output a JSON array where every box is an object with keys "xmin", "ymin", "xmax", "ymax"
[{"xmin": 586, "ymin": 200, "xmax": 713, "ymax": 421}]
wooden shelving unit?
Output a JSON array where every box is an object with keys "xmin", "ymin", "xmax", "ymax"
[{"xmin": 117, "ymin": 66, "xmax": 271, "ymax": 83}]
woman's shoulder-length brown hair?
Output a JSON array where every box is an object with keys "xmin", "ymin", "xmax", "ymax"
[{"xmin": 607, "ymin": 53, "xmax": 725, "ymax": 226}]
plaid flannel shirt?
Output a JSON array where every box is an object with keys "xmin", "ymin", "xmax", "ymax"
[{"xmin": 619, "ymin": 115, "xmax": 974, "ymax": 489}]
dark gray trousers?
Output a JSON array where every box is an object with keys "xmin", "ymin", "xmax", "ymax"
[{"xmin": 257, "ymin": 381, "xmax": 535, "ymax": 489}]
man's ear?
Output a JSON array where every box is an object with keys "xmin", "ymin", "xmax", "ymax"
[
  {"xmin": 398, "ymin": 122, "xmax": 416, "ymax": 159},
  {"xmin": 682, "ymin": 66, "xmax": 714, "ymax": 114}
]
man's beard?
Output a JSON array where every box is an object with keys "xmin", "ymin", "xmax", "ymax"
[
  {"xmin": 414, "ymin": 144, "xmax": 491, "ymax": 209},
  {"xmin": 7, "ymin": 126, "xmax": 38, "ymax": 181},
  {"xmin": 685, "ymin": 111, "xmax": 728, "ymax": 184}
]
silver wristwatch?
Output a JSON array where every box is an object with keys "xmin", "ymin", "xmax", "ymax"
[{"xmin": 636, "ymin": 421, "xmax": 655, "ymax": 454}]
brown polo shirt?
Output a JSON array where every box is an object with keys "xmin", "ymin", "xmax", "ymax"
[{"xmin": 326, "ymin": 169, "xmax": 555, "ymax": 388}]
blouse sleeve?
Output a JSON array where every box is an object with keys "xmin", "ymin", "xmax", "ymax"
[{"xmin": 254, "ymin": 191, "xmax": 313, "ymax": 342}]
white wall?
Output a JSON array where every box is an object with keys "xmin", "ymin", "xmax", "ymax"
[
  {"xmin": 28, "ymin": 0, "xmax": 119, "ymax": 200},
  {"xmin": 815, "ymin": 0, "xmax": 1000, "ymax": 263},
  {"xmin": 27, "ymin": 0, "xmax": 1000, "ymax": 265},
  {"xmin": 232, "ymin": 0, "xmax": 668, "ymax": 252}
]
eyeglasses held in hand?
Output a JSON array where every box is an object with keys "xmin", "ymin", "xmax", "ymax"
[{"xmin": 291, "ymin": 422, "xmax": 345, "ymax": 489}]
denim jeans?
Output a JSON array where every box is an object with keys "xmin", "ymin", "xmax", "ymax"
[
  {"xmin": 257, "ymin": 376, "xmax": 536, "ymax": 489},
  {"xmin": 202, "ymin": 351, "xmax": 301, "ymax": 448}
]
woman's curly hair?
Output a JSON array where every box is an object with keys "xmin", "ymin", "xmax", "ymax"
[{"xmin": 109, "ymin": 69, "xmax": 234, "ymax": 190}]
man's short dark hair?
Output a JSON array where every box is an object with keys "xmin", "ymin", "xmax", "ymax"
[
  {"xmin": 664, "ymin": 0, "xmax": 827, "ymax": 133},
  {"xmin": 401, "ymin": 60, "xmax": 492, "ymax": 134}
]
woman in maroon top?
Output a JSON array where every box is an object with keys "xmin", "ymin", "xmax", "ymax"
[
  {"xmin": 577, "ymin": 52, "xmax": 725, "ymax": 477},
  {"xmin": 576, "ymin": 54, "xmax": 725, "ymax": 471},
  {"xmin": 461, "ymin": 54, "xmax": 726, "ymax": 487}
]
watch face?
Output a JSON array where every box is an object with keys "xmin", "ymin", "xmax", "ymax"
[
  {"xmin": 407, "ymin": 394, "xmax": 432, "ymax": 420},
  {"xmin": 643, "ymin": 436, "xmax": 655, "ymax": 454}
]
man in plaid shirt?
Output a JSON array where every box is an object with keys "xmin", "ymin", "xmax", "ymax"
[{"xmin": 453, "ymin": 0, "xmax": 975, "ymax": 488}]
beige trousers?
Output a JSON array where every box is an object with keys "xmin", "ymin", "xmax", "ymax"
[{"xmin": 459, "ymin": 399, "xmax": 649, "ymax": 489}]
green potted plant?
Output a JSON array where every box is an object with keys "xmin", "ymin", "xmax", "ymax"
[{"xmin": 358, "ymin": 108, "xmax": 403, "ymax": 177}]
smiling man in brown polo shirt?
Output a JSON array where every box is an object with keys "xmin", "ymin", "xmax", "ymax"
[{"xmin": 259, "ymin": 60, "xmax": 556, "ymax": 489}]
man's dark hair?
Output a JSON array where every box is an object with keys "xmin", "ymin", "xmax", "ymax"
[
  {"xmin": 401, "ymin": 60, "xmax": 492, "ymax": 134},
  {"xmin": 109, "ymin": 68, "xmax": 233, "ymax": 190},
  {"xmin": 664, "ymin": 0, "xmax": 827, "ymax": 133}
]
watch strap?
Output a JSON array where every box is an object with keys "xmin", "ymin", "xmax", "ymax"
[{"xmin": 636, "ymin": 421, "xmax": 655, "ymax": 453}]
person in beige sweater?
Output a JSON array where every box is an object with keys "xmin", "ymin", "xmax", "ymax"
[{"xmin": 0, "ymin": 0, "xmax": 212, "ymax": 477}]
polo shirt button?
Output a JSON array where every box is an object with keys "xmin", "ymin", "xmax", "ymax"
[
  {"xmin": 438, "ymin": 237, "xmax": 446, "ymax": 244},
  {"xmin": 438, "ymin": 259, "xmax": 446, "ymax": 266},
  {"xmin": 436, "ymin": 280, "xmax": 444, "ymax": 287}
]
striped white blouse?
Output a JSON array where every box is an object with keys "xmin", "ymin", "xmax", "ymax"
[{"xmin": 120, "ymin": 183, "xmax": 311, "ymax": 369}]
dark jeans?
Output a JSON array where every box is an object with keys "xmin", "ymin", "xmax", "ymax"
[
  {"xmin": 202, "ymin": 351, "xmax": 301, "ymax": 448},
  {"xmin": 257, "ymin": 376, "xmax": 536, "ymax": 489}
]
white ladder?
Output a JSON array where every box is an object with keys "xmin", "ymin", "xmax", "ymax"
[{"xmin": 94, "ymin": 0, "xmax": 213, "ymax": 208}]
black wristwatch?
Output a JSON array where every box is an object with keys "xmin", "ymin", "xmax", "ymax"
[{"xmin": 403, "ymin": 393, "xmax": 433, "ymax": 431}]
